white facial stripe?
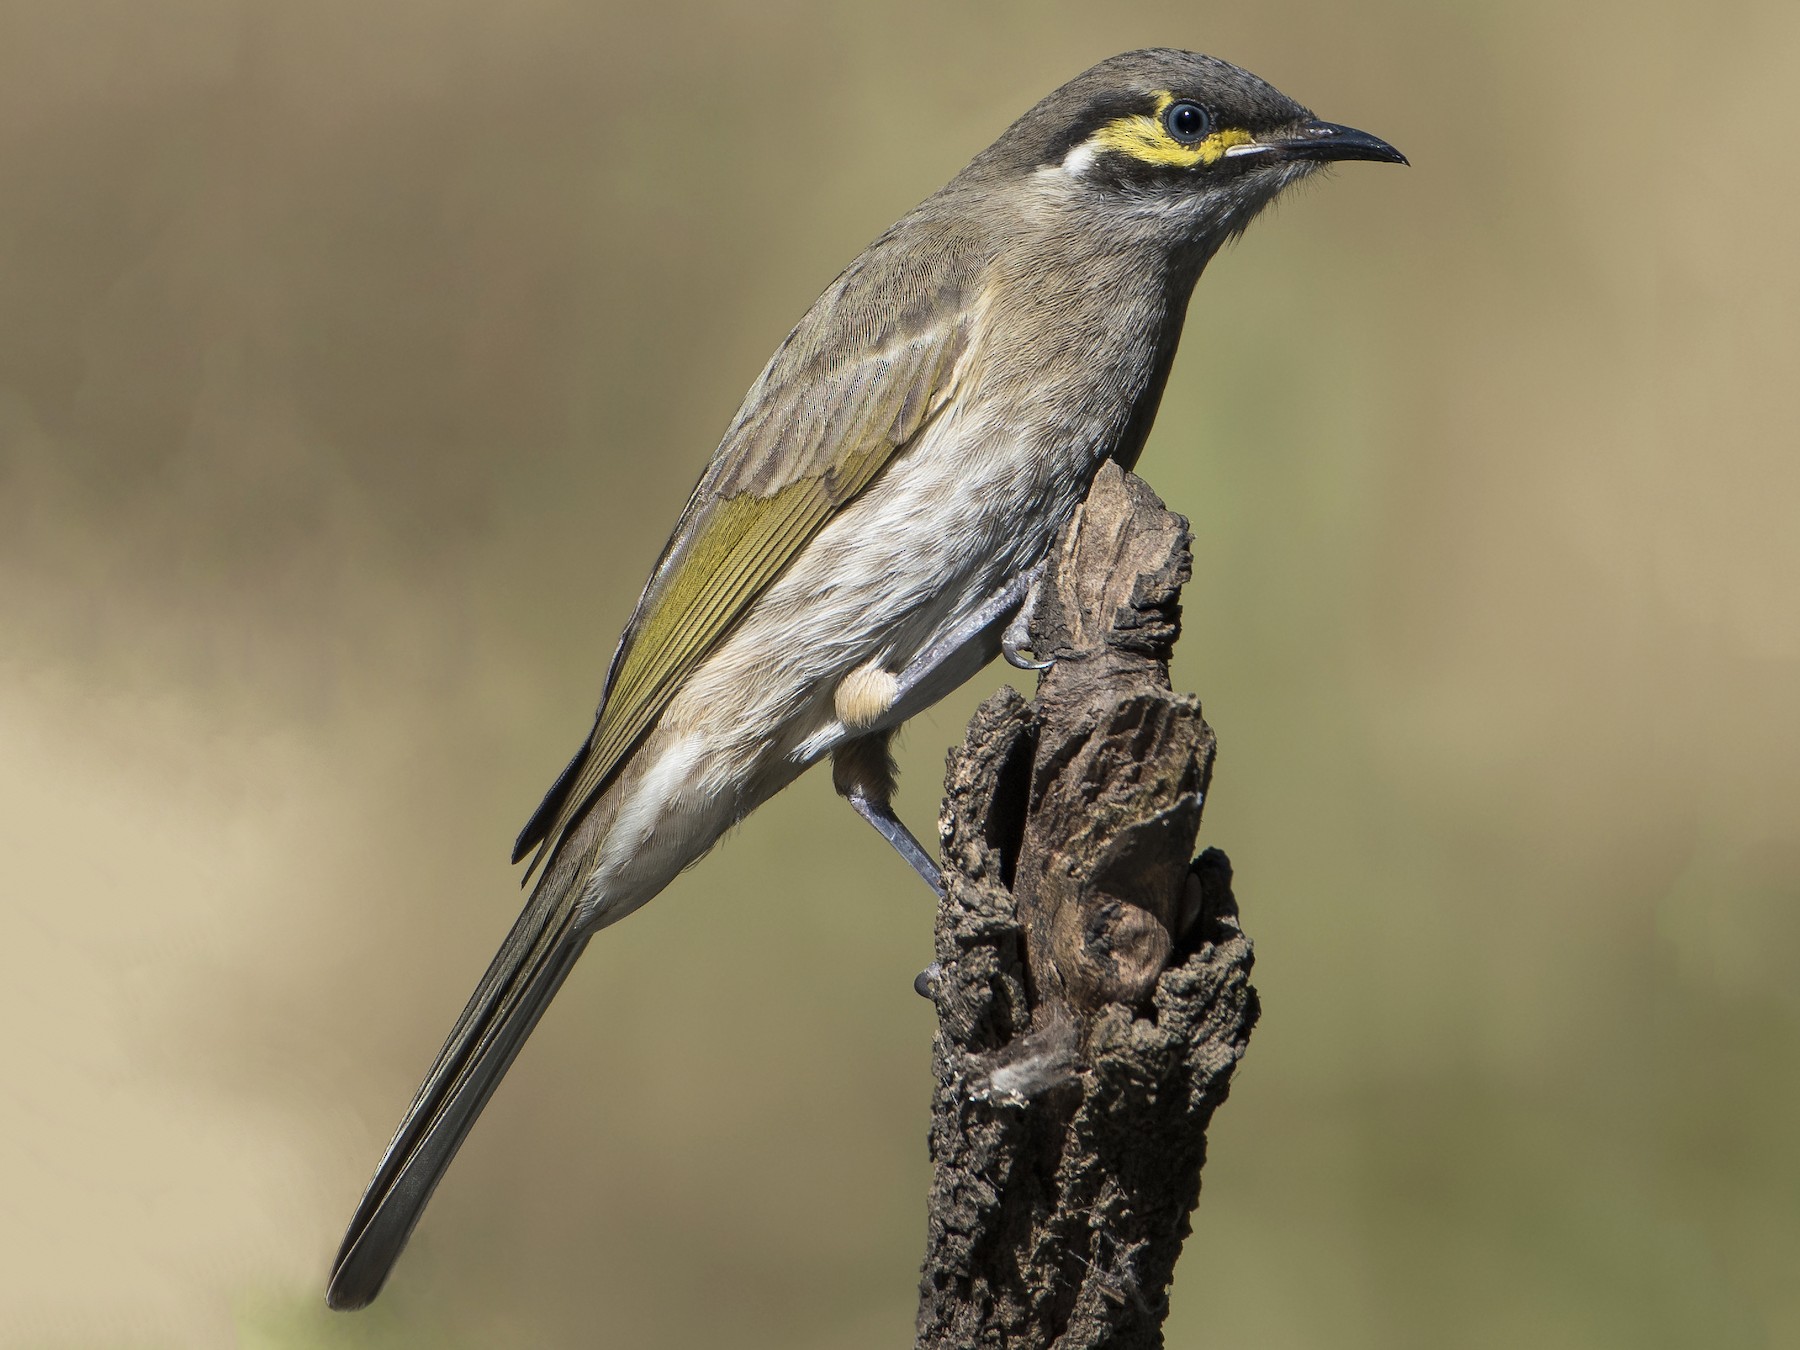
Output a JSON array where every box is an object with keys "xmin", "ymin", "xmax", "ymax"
[
  {"xmin": 1060, "ymin": 140, "xmax": 1099, "ymax": 177},
  {"xmin": 1222, "ymin": 141, "xmax": 1274, "ymax": 159}
]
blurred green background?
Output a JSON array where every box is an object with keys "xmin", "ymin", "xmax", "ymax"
[{"xmin": 3, "ymin": 1, "xmax": 1796, "ymax": 1346}]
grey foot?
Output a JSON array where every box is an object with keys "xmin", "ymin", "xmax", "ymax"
[
  {"xmin": 1001, "ymin": 563, "xmax": 1053, "ymax": 670},
  {"xmin": 1001, "ymin": 608, "xmax": 1053, "ymax": 670}
]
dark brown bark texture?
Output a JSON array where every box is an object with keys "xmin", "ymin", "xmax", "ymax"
[{"xmin": 915, "ymin": 463, "xmax": 1259, "ymax": 1350}]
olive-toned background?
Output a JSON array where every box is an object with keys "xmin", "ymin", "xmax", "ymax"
[{"xmin": 3, "ymin": 1, "xmax": 1795, "ymax": 1346}]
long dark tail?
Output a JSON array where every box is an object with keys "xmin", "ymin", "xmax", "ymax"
[{"xmin": 326, "ymin": 846, "xmax": 596, "ymax": 1310}]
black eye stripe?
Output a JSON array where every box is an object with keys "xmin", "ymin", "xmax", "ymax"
[{"xmin": 1163, "ymin": 100, "xmax": 1211, "ymax": 146}]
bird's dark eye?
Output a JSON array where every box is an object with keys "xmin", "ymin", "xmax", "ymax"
[{"xmin": 1163, "ymin": 100, "xmax": 1211, "ymax": 145}]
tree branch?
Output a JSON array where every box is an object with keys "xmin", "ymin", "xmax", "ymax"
[{"xmin": 916, "ymin": 463, "xmax": 1259, "ymax": 1350}]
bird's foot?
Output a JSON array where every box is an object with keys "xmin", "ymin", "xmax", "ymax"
[{"xmin": 1000, "ymin": 563, "xmax": 1053, "ymax": 671}]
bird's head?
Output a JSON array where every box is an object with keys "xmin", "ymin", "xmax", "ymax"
[{"xmin": 963, "ymin": 49, "xmax": 1405, "ymax": 256}]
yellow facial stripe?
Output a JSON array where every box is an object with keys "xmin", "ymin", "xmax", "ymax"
[{"xmin": 1087, "ymin": 91, "xmax": 1256, "ymax": 168}]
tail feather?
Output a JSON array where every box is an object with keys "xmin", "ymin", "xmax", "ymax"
[{"xmin": 326, "ymin": 852, "xmax": 594, "ymax": 1311}]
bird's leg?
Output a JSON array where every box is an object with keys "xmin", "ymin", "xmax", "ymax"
[
  {"xmin": 832, "ymin": 732, "xmax": 943, "ymax": 895},
  {"xmin": 833, "ymin": 732, "xmax": 943, "ymax": 998},
  {"xmin": 836, "ymin": 562, "xmax": 1050, "ymax": 897},
  {"xmin": 890, "ymin": 559, "xmax": 1050, "ymax": 705},
  {"xmin": 833, "ymin": 563, "xmax": 1047, "ymax": 997},
  {"xmin": 850, "ymin": 790, "xmax": 946, "ymax": 897}
]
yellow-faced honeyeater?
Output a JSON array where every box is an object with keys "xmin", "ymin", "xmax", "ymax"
[{"xmin": 327, "ymin": 48, "xmax": 1404, "ymax": 1310}]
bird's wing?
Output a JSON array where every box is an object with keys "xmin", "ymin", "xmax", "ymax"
[{"xmin": 513, "ymin": 260, "xmax": 982, "ymax": 872}]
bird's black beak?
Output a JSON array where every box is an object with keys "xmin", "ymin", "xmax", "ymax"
[
  {"xmin": 1269, "ymin": 119, "xmax": 1408, "ymax": 166},
  {"xmin": 1225, "ymin": 119, "xmax": 1407, "ymax": 167}
]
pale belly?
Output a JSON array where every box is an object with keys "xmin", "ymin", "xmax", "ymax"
[
  {"xmin": 579, "ymin": 403, "xmax": 1107, "ymax": 922},
  {"xmin": 678, "ymin": 402, "xmax": 1098, "ymax": 764}
]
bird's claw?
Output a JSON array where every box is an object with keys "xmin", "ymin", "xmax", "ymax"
[
  {"xmin": 1001, "ymin": 566, "xmax": 1054, "ymax": 671},
  {"xmin": 913, "ymin": 962, "xmax": 942, "ymax": 999},
  {"xmin": 1002, "ymin": 627, "xmax": 1054, "ymax": 671}
]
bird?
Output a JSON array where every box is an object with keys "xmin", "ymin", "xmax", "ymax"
[{"xmin": 326, "ymin": 47, "xmax": 1404, "ymax": 1310}]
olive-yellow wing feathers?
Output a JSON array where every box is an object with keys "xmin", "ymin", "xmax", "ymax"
[{"xmin": 514, "ymin": 259, "xmax": 981, "ymax": 872}]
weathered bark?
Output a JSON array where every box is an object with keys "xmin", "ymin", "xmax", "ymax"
[{"xmin": 916, "ymin": 463, "xmax": 1258, "ymax": 1350}]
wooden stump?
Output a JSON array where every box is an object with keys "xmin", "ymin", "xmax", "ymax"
[{"xmin": 916, "ymin": 463, "xmax": 1259, "ymax": 1350}]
